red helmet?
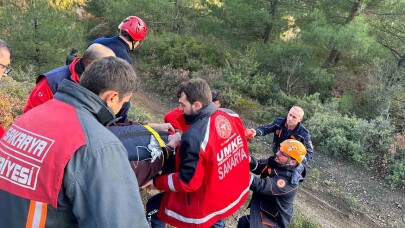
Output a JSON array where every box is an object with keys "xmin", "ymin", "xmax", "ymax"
[{"xmin": 118, "ymin": 16, "xmax": 148, "ymax": 41}]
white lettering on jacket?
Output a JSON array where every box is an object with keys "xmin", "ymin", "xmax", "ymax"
[
  {"xmin": 1, "ymin": 125, "xmax": 54, "ymax": 162},
  {"xmin": 217, "ymin": 135, "xmax": 248, "ymax": 180}
]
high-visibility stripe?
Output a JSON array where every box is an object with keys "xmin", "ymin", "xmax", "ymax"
[
  {"xmin": 168, "ymin": 173, "xmax": 177, "ymax": 192},
  {"xmin": 200, "ymin": 118, "xmax": 211, "ymax": 151},
  {"xmin": 26, "ymin": 201, "xmax": 36, "ymax": 228},
  {"xmin": 226, "ymin": 112, "xmax": 240, "ymax": 118},
  {"xmin": 143, "ymin": 124, "xmax": 166, "ymax": 147},
  {"xmin": 39, "ymin": 202, "xmax": 47, "ymax": 227},
  {"xmin": 26, "ymin": 200, "xmax": 47, "ymax": 228},
  {"xmin": 164, "ymin": 186, "xmax": 250, "ymax": 224}
]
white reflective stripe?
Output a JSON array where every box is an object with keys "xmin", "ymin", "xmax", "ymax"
[
  {"xmin": 165, "ymin": 186, "xmax": 250, "ymax": 224},
  {"xmin": 32, "ymin": 201, "xmax": 43, "ymax": 228},
  {"xmin": 168, "ymin": 173, "xmax": 177, "ymax": 192},
  {"xmin": 201, "ymin": 118, "xmax": 211, "ymax": 151},
  {"xmin": 249, "ymin": 174, "xmax": 254, "ymax": 186},
  {"xmin": 226, "ymin": 112, "xmax": 239, "ymax": 118},
  {"xmin": 256, "ymin": 129, "xmax": 263, "ymax": 136}
]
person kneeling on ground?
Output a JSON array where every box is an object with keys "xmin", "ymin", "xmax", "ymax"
[{"xmin": 238, "ymin": 139, "xmax": 307, "ymax": 228}]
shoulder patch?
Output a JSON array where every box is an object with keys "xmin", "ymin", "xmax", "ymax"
[{"xmin": 277, "ymin": 179, "xmax": 286, "ymax": 188}]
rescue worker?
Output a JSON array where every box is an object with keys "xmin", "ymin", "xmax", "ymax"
[
  {"xmin": 0, "ymin": 56, "xmax": 149, "ymax": 227},
  {"xmin": 23, "ymin": 44, "xmax": 133, "ymax": 123},
  {"xmin": 238, "ymin": 139, "xmax": 307, "ymax": 228},
  {"xmin": 164, "ymin": 89, "xmax": 222, "ymax": 132},
  {"xmin": 90, "ymin": 16, "xmax": 148, "ymax": 65},
  {"xmin": 24, "ymin": 43, "xmax": 114, "ymax": 113},
  {"xmin": 146, "ymin": 78, "xmax": 250, "ymax": 228},
  {"xmin": 245, "ymin": 106, "xmax": 314, "ymax": 162},
  {"xmin": 0, "ymin": 39, "xmax": 12, "ymax": 137}
]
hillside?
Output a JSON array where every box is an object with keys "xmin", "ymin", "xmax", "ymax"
[{"xmin": 134, "ymin": 87, "xmax": 405, "ymax": 228}]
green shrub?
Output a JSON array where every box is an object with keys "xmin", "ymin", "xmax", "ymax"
[
  {"xmin": 0, "ymin": 1, "xmax": 86, "ymax": 74},
  {"xmin": 222, "ymin": 47, "xmax": 277, "ymax": 103},
  {"xmin": 143, "ymin": 65, "xmax": 190, "ymax": 97},
  {"xmin": 291, "ymin": 212, "xmax": 322, "ymax": 228},
  {"xmin": 385, "ymin": 147, "xmax": 405, "ymax": 189},
  {"xmin": 127, "ymin": 105, "xmax": 153, "ymax": 123},
  {"xmin": 140, "ymin": 34, "xmax": 227, "ymax": 71},
  {"xmin": 306, "ymin": 108, "xmax": 395, "ymax": 168},
  {"xmin": 0, "ymin": 77, "xmax": 33, "ymax": 128}
]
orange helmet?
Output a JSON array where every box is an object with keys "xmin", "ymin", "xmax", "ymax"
[
  {"xmin": 118, "ymin": 16, "xmax": 148, "ymax": 41},
  {"xmin": 280, "ymin": 139, "xmax": 307, "ymax": 163}
]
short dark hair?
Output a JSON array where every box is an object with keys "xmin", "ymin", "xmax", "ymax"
[
  {"xmin": 0, "ymin": 39, "xmax": 11, "ymax": 55},
  {"xmin": 211, "ymin": 90, "xmax": 220, "ymax": 102},
  {"xmin": 80, "ymin": 56, "xmax": 138, "ymax": 100},
  {"xmin": 119, "ymin": 30, "xmax": 133, "ymax": 42},
  {"xmin": 176, "ymin": 78, "xmax": 212, "ymax": 106}
]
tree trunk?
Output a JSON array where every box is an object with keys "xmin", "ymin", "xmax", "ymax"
[
  {"xmin": 323, "ymin": 0, "xmax": 361, "ymax": 68},
  {"xmin": 262, "ymin": 0, "xmax": 278, "ymax": 44},
  {"xmin": 322, "ymin": 47, "xmax": 339, "ymax": 68},
  {"xmin": 173, "ymin": 0, "xmax": 180, "ymax": 34}
]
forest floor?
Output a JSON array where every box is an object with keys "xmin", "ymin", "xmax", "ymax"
[{"xmin": 134, "ymin": 87, "xmax": 405, "ymax": 228}]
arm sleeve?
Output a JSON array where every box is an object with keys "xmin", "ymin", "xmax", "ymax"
[
  {"xmin": 24, "ymin": 78, "xmax": 54, "ymax": 113},
  {"xmin": 255, "ymin": 118, "xmax": 282, "ymax": 136},
  {"xmin": 303, "ymin": 133, "xmax": 314, "ymax": 161},
  {"xmin": 164, "ymin": 108, "xmax": 187, "ymax": 132},
  {"xmin": 155, "ymin": 134, "xmax": 204, "ymax": 192},
  {"xmin": 250, "ymin": 158, "xmax": 269, "ymax": 175},
  {"xmin": 250, "ymin": 175, "xmax": 297, "ymax": 196},
  {"xmin": 296, "ymin": 130, "xmax": 314, "ymax": 161},
  {"xmin": 71, "ymin": 143, "xmax": 149, "ymax": 228}
]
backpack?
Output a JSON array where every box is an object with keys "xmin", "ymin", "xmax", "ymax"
[{"xmin": 108, "ymin": 123, "xmax": 174, "ymax": 186}]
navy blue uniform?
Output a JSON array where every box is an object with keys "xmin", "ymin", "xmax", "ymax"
[
  {"xmin": 255, "ymin": 117, "xmax": 314, "ymax": 161},
  {"xmin": 239, "ymin": 156, "xmax": 306, "ymax": 228}
]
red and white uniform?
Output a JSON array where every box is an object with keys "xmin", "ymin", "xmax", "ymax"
[{"xmin": 155, "ymin": 103, "xmax": 250, "ymax": 228}]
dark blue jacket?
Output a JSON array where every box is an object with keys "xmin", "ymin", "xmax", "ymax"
[
  {"xmin": 38, "ymin": 60, "xmax": 130, "ymax": 123},
  {"xmin": 255, "ymin": 117, "xmax": 314, "ymax": 161},
  {"xmin": 248, "ymin": 156, "xmax": 306, "ymax": 228},
  {"xmin": 90, "ymin": 36, "xmax": 132, "ymax": 65}
]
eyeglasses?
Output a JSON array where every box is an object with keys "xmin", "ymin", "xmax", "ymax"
[
  {"xmin": 0, "ymin": 63, "xmax": 12, "ymax": 74},
  {"xmin": 278, "ymin": 150, "xmax": 291, "ymax": 158}
]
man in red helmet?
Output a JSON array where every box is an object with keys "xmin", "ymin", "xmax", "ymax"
[{"xmin": 90, "ymin": 16, "xmax": 148, "ymax": 65}]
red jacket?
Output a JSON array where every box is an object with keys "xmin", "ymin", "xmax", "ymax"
[
  {"xmin": 163, "ymin": 108, "xmax": 190, "ymax": 132},
  {"xmin": 24, "ymin": 58, "xmax": 81, "ymax": 113},
  {"xmin": 0, "ymin": 125, "xmax": 4, "ymax": 138},
  {"xmin": 155, "ymin": 104, "xmax": 250, "ymax": 227}
]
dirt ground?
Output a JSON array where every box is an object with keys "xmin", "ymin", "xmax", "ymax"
[{"xmin": 133, "ymin": 87, "xmax": 405, "ymax": 228}]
